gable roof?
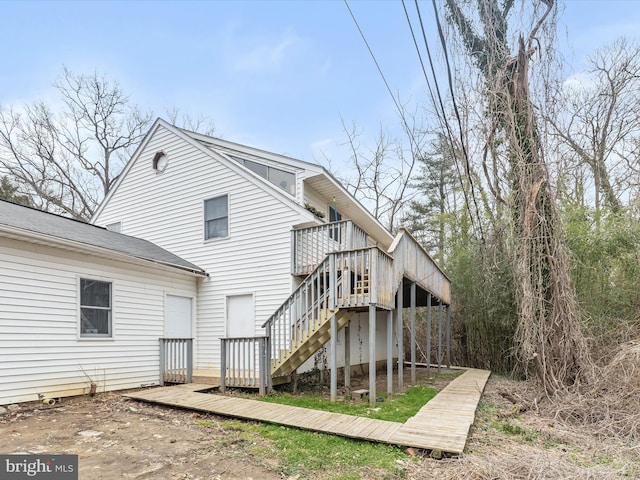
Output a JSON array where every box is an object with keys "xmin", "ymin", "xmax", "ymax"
[
  {"xmin": 0, "ymin": 200, "xmax": 206, "ymax": 276},
  {"xmin": 182, "ymin": 125, "xmax": 394, "ymax": 248},
  {"xmin": 92, "ymin": 118, "xmax": 316, "ymax": 224},
  {"xmin": 93, "ymin": 118, "xmax": 393, "ymax": 248}
]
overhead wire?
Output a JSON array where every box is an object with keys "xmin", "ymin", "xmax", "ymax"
[
  {"xmin": 344, "ymin": 0, "xmax": 419, "ymax": 149},
  {"xmin": 345, "ymin": 0, "xmax": 484, "ymax": 242},
  {"xmin": 426, "ymin": 0, "xmax": 485, "ymax": 241},
  {"xmin": 401, "ymin": 0, "xmax": 482, "ymax": 241}
]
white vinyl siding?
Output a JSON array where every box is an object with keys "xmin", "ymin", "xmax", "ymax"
[
  {"xmin": 0, "ymin": 236, "xmax": 197, "ymax": 405},
  {"xmin": 94, "ymin": 125, "xmax": 311, "ymax": 371}
]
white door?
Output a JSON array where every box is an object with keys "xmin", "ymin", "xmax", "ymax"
[
  {"xmin": 165, "ymin": 295, "xmax": 193, "ymax": 338},
  {"xmin": 226, "ymin": 294, "xmax": 255, "ymax": 337}
]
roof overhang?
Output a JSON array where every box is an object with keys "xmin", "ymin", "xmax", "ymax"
[{"xmin": 304, "ymin": 173, "xmax": 394, "ymax": 250}]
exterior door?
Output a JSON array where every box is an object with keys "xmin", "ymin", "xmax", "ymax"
[
  {"xmin": 165, "ymin": 295, "xmax": 193, "ymax": 338},
  {"xmin": 226, "ymin": 294, "xmax": 255, "ymax": 338}
]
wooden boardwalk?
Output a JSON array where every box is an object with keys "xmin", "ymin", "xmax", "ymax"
[{"xmin": 124, "ymin": 368, "xmax": 490, "ymax": 454}]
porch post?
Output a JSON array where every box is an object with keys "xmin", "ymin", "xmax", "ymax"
[
  {"xmin": 410, "ymin": 282, "xmax": 416, "ymax": 384},
  {"xmin": 159, "ymin": 338, "xmax": 165, "ymax": 386},
  {"xmin": 426, "ymin": 293, "xmax": 432, "ymax": 379},
  {"xmin": 396, "ymin": 285, "xmax": 404, "ymax": 391},
  {"xmin": 438, "ymin": 301, "xmax": 443, "ymax": 374},
  {"xmin": 220, "ymin": 339, "xmax": 226, "ymax": 393},
  {"xmin": 344, "ymin": 324, "xmax": 351, "ymax": 391},
  {"xmin": 330, "ymin": 313, "xmax": 338, "ymax": 402},
  {"xmin": 446, "ymin": 304, "xmax": 451, "ymax": 368},
  {"xmin": 186, "ymin": 338, "xmax": 193, "ymax": 384},
  {"xmin": 369, "ymin": 305, "xmax": 376, "ymax": 407},
  {"xmin": 386, "ymin": 310, "xmax": 393, "ymax": 399}
]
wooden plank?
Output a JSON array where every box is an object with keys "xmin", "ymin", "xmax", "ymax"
[{"xmin": 123, "ymin": 368, "xmax": 490, "ymax": 455}]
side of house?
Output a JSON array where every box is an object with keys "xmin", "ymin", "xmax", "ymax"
[
  {"xmin": 92, "ymin": 119, "xmax": 398, "ymax": 377},
  {"xmin": 0, "ymin": 201, "xmax": 204, "ymax": 405}
]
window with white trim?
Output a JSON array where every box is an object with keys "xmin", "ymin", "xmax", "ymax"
[
  {"xmin": 80, "ymin": 279, "xmax": 112, "ymax": 337},
  {"xmin": 204, "ymin": 195, "xmax": 229, "ymax": 240},
  {"xmin": 234, "ymin": 157, "xmax": 296, "ymax": 196}
]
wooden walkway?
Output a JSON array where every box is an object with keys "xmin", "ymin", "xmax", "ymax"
[{"xmin": 124, "ymin": 368, "xmax": 490, "ymax": 454}]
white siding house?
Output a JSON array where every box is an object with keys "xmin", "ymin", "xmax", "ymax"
[
  {"xmin": 0, "ymin": 201, "xmax": 205, "ymax": 405},
  {"xmin": 92, "ymin": 119, "xmax": 451, "ymax": 401}
]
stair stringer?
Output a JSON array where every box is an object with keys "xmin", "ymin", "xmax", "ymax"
[{"xmin": 271, "ymin": 308, "xmax": 355, "ymax": 377}]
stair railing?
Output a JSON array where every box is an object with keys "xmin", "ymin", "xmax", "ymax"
[{"xmin": 263, "ymin": 254, "xmax": 338, "ymax": 370}]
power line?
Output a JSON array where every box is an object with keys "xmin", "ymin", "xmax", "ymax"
[
  {"xmin": 427, "ymin": 0, "xmax": 485, "ymax": 242},
  {"xmin": 402, "ymin": 0, "xmax": 482, "ymax": 241},
  {"xmin": 343, "ymin": 0, "xmax": 415, "ymax": 142}
]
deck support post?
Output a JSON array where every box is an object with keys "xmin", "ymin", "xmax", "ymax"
[
  {"xmin": 438, "ymin": 301, "xmax": 443, "ymax": 374},
  {"xmin": 426, "ymin": 293, "xmax": 432, "ymax": 379},
  {"xmin": 396, "ymin": 285, "xmax": 404, "ymax": 391},
  {"xmin": 220, "ymin": 339, "xmax": 226, "ymax": 393},
  {"xmin": 446, "ymin": 304, "xmax": 451, "ymax": 368},
  {"xmin": 386, "ymin": 310, "xmax": 393, "ymax": 399},
  {"xmin": 410, "ymin": 282, "xmax": 416, "ymax": 384},
  {"xmin": 330, "ymin": 314, "xmax": 338, "ymax": 402},
  {"xmin": 159, "ymin": 338, "xmax": 166, "ymax": 386},
  {"xmin": 258, "ymin": 337, "xmax": 266, "ymax": 396},
  {"xmin": 344, "ymin": 324, "xmax": 351, "ymax": 391},
  {"xmin": 369, "ymin": 305, "xmax": 376, "ymax": 407},
  {"xmin": 186, "ymin": 338, "xmax": 193, "ymax": 384}
]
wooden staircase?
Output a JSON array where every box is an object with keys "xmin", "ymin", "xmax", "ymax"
[{"xmin": 271, "ymin": 308, "xmax": 354, "ymax": 377}]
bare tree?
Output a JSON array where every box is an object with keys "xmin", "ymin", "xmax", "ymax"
[
  {"xmin": 165, "ymin": 107, "xmax": 216, "ymax": 137},
  {"xmin": 337, "ymin": 112, "xmax": 425, "ymax": 233},
  {"xmin": 0, "ymin": 68, "xmax": 152, "ymax": 220},
  {"xmin": 446, "ymin": 0, "xmax": 592, "ymax": 392},
  {"xmin": 549, "ymin": 37, "xmax": 640, "ymax": 216}
]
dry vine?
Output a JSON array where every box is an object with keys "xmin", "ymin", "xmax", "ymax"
[{"xmin": 498, "ymin": 2, "xmax": 593, "ymax": 394}]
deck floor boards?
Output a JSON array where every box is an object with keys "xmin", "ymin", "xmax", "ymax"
[{"xmin": 124, "ymin": 368, "xmax": 490, "ymax": 454}]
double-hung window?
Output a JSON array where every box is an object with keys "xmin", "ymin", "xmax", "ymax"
[
  {"xmin": 205, "ymin": 195, "xmax": 229, "ymax": 240},
  {"xmin": 80, "ymin": 279, "xmax": 112, "ymax": 337}
]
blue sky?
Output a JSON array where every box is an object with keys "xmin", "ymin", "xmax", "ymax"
[{"xmin": 2, "ymin": 0, "xmax": 640, "ymax": 166}]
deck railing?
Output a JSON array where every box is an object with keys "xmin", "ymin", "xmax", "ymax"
[
  {"xmin": 262, "ymin": 245, "xmax": 394, "ymax": 376},
  {"xmin": 292, "ymin": 220, "xmax": 368, "ymax": 275},
  {"xmin": 159, "ymin": 338, "xmax": 193, "ymax": 385},
  {"xmin": 220, "ymin": 336, "xmax": 269, "ymax": 395},
  {"xmin": 388, "ymin": 227, "xmax": 451, "ymax": 304}
]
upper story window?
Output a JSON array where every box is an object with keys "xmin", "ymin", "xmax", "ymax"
[
  {"xmin": 205, "ymin": 195, "xmax": 229, "ymax": 240},
  {"xmin": 329, "ymin": 205, "xmax": 342, "ymax": 223},
  {"xmin": 80, "ymin": 278, "xmax": 112, "ymax": 337},
  {"xmin": 241, "ymin": 158, "xmax": 296, "ymax": 196},
  {"xmin": 329, "ymin": 204, "xmax": 342, "ymax": 242}
]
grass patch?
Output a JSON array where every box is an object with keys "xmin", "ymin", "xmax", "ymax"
[
  {"xmin": 493, "ymin": 420, "xmax": 540, "ymax": 442},
  {"xmin": 256, "ymin": 385, "xmax": 437, "ymax": 423},
  {"xmin": 220, "ymin": 420, "xmax": 408, "ymax": 479}
]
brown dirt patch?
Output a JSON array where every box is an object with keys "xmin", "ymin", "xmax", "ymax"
[{"xmin": 0, "ymin": 393, "xmax": 281, "ymax": 480}]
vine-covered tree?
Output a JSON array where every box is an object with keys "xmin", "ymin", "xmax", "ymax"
[{"xmin": 445, "ymin": 0, "xmax": 592, "ymax": 392}]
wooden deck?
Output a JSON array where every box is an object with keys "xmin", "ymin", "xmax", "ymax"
[{"xmin": 124, "ymin": 367, "xmax": 490, "ymax": 454}]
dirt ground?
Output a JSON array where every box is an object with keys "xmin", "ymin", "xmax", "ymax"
[
  {"xmin": 1, "ymin": 369, "xmax": 638, "ymax": 479},
  {"xmin": 0, "ymin": 392, "xmax": 281, "ymax": 480}
]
